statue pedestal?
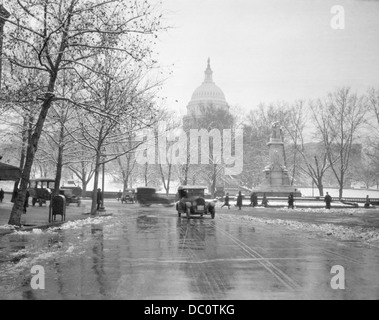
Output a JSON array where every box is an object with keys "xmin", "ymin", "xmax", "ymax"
[{"xmin": 252, "ymin": 125, "xmax": 301, "ymax": 197}]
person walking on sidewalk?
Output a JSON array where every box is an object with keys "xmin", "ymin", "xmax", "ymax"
[
  {"xmin": 23, "ymin": 190, "xmax": 29, "ymax": 214},
  {"xmin": 324, "ymin": 192, "xmax": 332, "ymax": 209},
  {"xmin": 364, "ymin": 195, "xmax": 371, "ymax": 208},
  {"xmin": 236, "ymin": 191, "xmax": 243, "ymax": 210},
  {"xmin": 250, "ymin": 192, "xmax": 258, "ymax": 207},
  {"xmin": 288, "ymin": 193, "xmax": 294, "ymax": 209},
  {"xmin": 0, "ymin": 188, "xmax": 4, "ymax": 203},
  {"xmin": 97, "ymin": 188, "xmax": 102, "ymax": 210},
  {"xmin": 221, "ymin": 193, "xmax": 230, "ymax": 209},
  {"xmin": 261, "ymin": 193, "xmax": 268, "ymax": 207}
]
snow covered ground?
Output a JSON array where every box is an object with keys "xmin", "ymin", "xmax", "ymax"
[{"xmin": 218, "ymin": 213, "xmax": 379, "ymax": 246}]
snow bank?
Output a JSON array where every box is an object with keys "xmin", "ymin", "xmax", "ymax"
[
  {"xmin": 218, "ymin": 214, "xmax": 379, "ymax": 244},
  {"xmin": 277, "ymin": 208, "xmax": 368, "ymax": 216},
  {"xmin": 0, "ymin": 224, "xmax": 16, "ymax": 230},
  {"xmin": 50, "ymin": 216, "xmax": 114, "ymax": 231}
]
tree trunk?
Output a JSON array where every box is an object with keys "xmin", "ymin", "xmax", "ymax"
[
  {"xmin": 317, "ymin": 182, "xmax": 324, "ymax": 197},
  {"xmin": 144, "ymin": 163, "xmax": 148, "ymax": 186},
  {"xmin": 8, "ymin": 95, "xmax": 55, "ymax": 226},
  {"xmin": 81, "ymin": 178, "xmax": 87, "ymax": 198},
  {"xmin": 11, "ymin": 113, "xmax": 29, "ymax": 202},
  {"xmin": 53, "ymin": 124, "xmax": 65, "ymax": 196},
  {"xmin": 123, "ymin": 178, "xmax": 128, "ymax": 192},
  {"xmin": 90, "ymin": 153, "xmax": 101, "ymax": 214},
  {"xmin": 210, "ymin": 164, "xmax": 217, "ymax": 198}
]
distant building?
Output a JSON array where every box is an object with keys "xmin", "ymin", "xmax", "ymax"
[
  {"xmin": 182, "ymin": 59, "xmax": 243, "ymax": 193},
  {"xmin": 184, "ymin": 58, "xmax": 229, "ymax": 120}
]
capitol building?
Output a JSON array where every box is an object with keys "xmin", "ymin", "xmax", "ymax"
[
  {"xmin": 182, "ymin": 58, "xmax": 241, "ymax": 195},
  {"xmin": 185, "ymin": 58, "xmax": 230, "ymax": 119}
]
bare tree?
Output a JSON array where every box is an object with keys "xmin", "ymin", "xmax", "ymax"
[
  {"xmin": 2, "ymin": 0, "xmax": 165, "ymax": 225},
  {"xmin": 183, "ymin": 104, "xmax": 235, "ymax": 197},
  {"xmin": 72, "ymin": 52, "xmax": 162, "ymax": 214},
  {"xmin": 310, "ymin": 87, "xmax": 367, "ymax": 198}
]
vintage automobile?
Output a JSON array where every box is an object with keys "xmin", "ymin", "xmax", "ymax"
[
  {"xmin": 121, "ymin": 188, "xmax": 136, "ymax": 204},
  {"xmin": 136, "ymin": 187, "xmax": 174, "ymax": 207},
  {"xmin": 176, "ymin": 186, "xmax": 216, "ymax": 219},
  {"xmin": 28, "ymin": 178, "xmax": 55, "ymax": 206},
  {"xmin": 59, "ymin": 187, "xmax": 81, "ymax": 206},
  {"xmin": 28, "ymin": 178, "xmax": 80, "ymax": 206}
]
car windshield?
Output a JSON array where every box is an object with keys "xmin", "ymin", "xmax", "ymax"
[
  {"xmin": 35, "ymin": 180, "xmax": 55, "ymax": 189},
  {"xmin": 186, "ymin": 189, "xmax": 204, "ymax": 198}
]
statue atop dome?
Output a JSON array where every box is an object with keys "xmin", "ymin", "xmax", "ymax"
[{"xmin": 204, "ymin": 57, "xmax": 213, "ymax": 83}]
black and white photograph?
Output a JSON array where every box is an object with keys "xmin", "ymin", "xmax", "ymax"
[{"xmin": 0, "ymin": 0, "xmax": 379, "ymax": 304}]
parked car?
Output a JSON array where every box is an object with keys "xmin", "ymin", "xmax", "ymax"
[
  {"xmin": 59, "ymin": 188, "xmax": 81, "ymax": 206},
  {"xmin": 28, "ymin": 178, "xmax": 55, "ymax": 206},
  {"xmin": 28, "ymin": 179, "xmax": 81, "ymax": 207},
  {"xmin": 176, "ymin": 186, "xmax": 215, "ymax": 219},
  {"xmin": 121, "ymin": 188, "xmax": 136, "ymax": 204},
  {"xmin": 136, "ymin": 187, "xmax": 174, "ymax": 207},
  {"xmin": 60, "ymin": 185, "xmax": 83, "ymax": 197}
]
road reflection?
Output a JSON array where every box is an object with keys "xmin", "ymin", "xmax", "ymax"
[{"xmin": 1, "ymin": 206, "xmax": 378, "ymax": 300}]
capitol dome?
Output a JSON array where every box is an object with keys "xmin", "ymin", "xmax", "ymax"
[{"xmin": 186, "ymin": 58, "xmax": 229, "ymax": 116}]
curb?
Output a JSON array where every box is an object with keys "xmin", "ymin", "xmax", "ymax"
[{"xmin": 0, "ymin": 211, "xmax": 112, "ymax": 236}]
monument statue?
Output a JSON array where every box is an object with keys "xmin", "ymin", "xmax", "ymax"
[
  {"xmin": 271, "ymin": 121, "xmax": 282, "ymax": 139},
  {"xmin": 252, "ymin": 121, "xmax": 301, "ymax": 197}
]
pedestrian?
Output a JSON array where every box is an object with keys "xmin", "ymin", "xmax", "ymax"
[
  {"xmin": 324, "ymin": 192, "xmax": 332, "ymax": 209},
  {"xmin": 288, "ymin": 193, "xmax": 294, "ymax": 209},
  {"xmin": 0, "ymin": 188, "xmax": 4, "ymax": 203},
  {"xmin": 364, "ymin": 195, "xmax": 371, "ymax": 208},
  {"xmin": 250, "ymin": 192, "xmax": 258, "ymax": 207},
  {"xmin": 97, "ymin": 188, "xmax": 102, "ymax": 210},
  {"xmin": 261, "ymin": 193, "xmax": 268, "ymax": 207},
  {"xmin": 117, "ymin": 190, "xmax": 122, "ymax": 201},
  {"xmin": 236, "ymin": 191, "xmax": 243, "ymax": 210},
  {"xmin": 221, "ymin": 192, "xmax": 230, "ymax": 209},
  {"xmin": 23, "ymin": 190, "xmax": 29, "ymax": 214}
]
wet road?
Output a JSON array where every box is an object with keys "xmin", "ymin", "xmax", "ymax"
[{"xmin": 1, "ymin": 202, "xmax": 379, "ymax": 299}]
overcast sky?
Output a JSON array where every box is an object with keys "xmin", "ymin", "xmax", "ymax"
[{"xmin": 155, "ymin": 0, "xmax": 379, "ymax": 116}]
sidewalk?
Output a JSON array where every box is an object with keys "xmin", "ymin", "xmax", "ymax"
[{"xmin": 0, "ymin": 194, "xmax": 93, "ymax": 235}]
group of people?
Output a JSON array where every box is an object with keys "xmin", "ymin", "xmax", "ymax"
[
  {"xmin": 221, "ymin": 191, "xmax": 269, "ymax": 210},
  {"xmin": 220, "ymin": 191, "xmax": 366, "ymax": 210}
]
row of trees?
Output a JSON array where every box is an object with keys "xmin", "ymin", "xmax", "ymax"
[
  {"xmin": 104, "ymin": 86, "xmax": 379, "ymax": 201},
  {"xmin": 1, "ymin": 4, "xmax": 378, "ymax": 228},
  {"xmin": 242, "ymin": 87, "xmax": 379, "ymax": 198},
  {"xmin": 2, "ymin": 83, "xmax": 378, "ymax": 216},
  {"xmin": 0, "ymin": 0, "xmax": 167, "ymax": 225}
]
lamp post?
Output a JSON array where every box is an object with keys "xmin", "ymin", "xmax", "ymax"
[{"xmin": 0, "ymin": 4, "xmax": 10, "ymax": 90}]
